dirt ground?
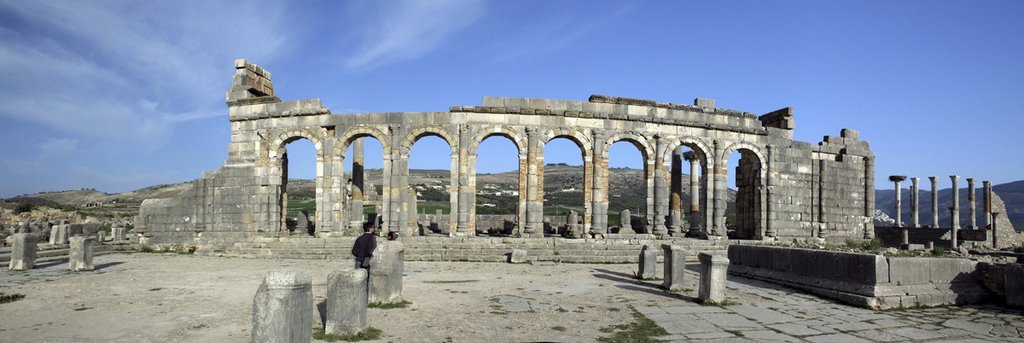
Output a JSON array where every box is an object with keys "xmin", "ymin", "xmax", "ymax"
[{"xmin": 0, "ymin": 253, "xmax": 722, "ymax": 342}]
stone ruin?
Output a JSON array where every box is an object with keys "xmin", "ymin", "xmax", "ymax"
[{"xmin": 137, "ymin": 59, "xmax": 876, "ymax": 246}]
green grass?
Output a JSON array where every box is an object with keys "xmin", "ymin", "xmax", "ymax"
[
  {"xmin": 367, "ymin": 300, "xmax": 411, "ymax": 309},
  {"xmin": 286, "ymin": 199, "xmax": 316, "ymax": 217},
  {"xmin": 0, "ymin": 293, "xmax": 25, "ymax": 304},
  {"xmin": 312, "ymin": 327, "xmax": 382, "ymax": 342},
  {"xmin": 416, "ymin": 204, "xmax": 450, "ymax": 215},
  {"xmin": 845, "ymin": 238, "xmax": 883, "ymax": 251},
  {"xmin": 596, "ymin": 306, "xmax": 668, "ymax": 343}
]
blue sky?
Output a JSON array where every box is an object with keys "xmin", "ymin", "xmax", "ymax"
[{"xmin": 1, "ymin": 1, "xmax": 1022, "ymax": 197}]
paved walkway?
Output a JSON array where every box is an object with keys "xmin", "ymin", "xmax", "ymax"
[{"xmin": 639, "ymin": 268, "xmax": 1024, "ymax": 342}]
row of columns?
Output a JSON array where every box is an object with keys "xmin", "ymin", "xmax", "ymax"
[
  {"xmin": 888, "ymin": 175, "xmax": 1001, "ymax": 247},
  {"xmin": 888, "ymin": 175, "xmax": 995, "ymax": 229}
]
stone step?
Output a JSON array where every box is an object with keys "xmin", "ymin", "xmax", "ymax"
[{"xmin": 0, "ymin": 244, "xmax": 133, "ymax": 264}]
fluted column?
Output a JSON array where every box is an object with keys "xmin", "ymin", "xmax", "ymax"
[
  {"xmin": 590, "ymin": 130, "xmax": 609, "ymax": 235},
  {"xmin": 967, "ymin": 178, "xmax": 976, "ymax": 229},
  {"xmin": 929, "ymin": 176, "xmax": 939, "ymax": 228},
  {"xmin": 910, "ymin": 177, "xmax": 920, "ymax": 228},
  {"xmin": 889, "ymin": 175, "xmax": 906, "ymax": 227},
  {"xmin": 456, "ymin": 125, "xmax": 473, "ymax": 235}
]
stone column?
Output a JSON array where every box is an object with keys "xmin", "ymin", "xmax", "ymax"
[
  {"xmin": 698, "ymin": 253, "xmax": 729, "ymax": 304},
  {"xmin": 49, "ymin": 225, "xmax": 59, "ymax": 245},
  {"xmin": 368, "ymin": 241, "xmax": 405, "ymax": 304},
  {"xmin": 712, "ymin": 141, "xmax": 728, "ymax": 237},
  {"xmin": 7, "ymin": 233, "xmax": 37, "ymax": 271},
  {"xmin": 652, "ymin": 135, "xmax": 668, "ymax": 236},
  {"xmin": 457, "ymin": 125, "xmax": 473, "ymax": 235},
  {"xmin": 661, "ymin": 244, "xmax": 685, "ymax": 291},
  {"xmin": 889, "ymin": 176, "xmax": 906, "ymax": 227},
  {"xmin": 949, "ymin": 207, "xmax": 958, "ymax": 248},
  {"xmin": 950, "ymin": 175, "xmax": 960, "ymax": 230},
  {"xmin": 325, "ymin": 269, "xmax": 369, "ymax": 336},
  {"xmin": 967, "ymin": 178, "xmax": 976, "ymax": 229},
  {"xmin": 911, "ymin": 177, "xmax": 920, "ymax": 228},
  {"xmin": 524, "ymin": 128, "xmax": 544, "ymax": 237},
  {"xmin": 684, "ymin": 151, "xmax": 702, "ymax": 237},
  {"xmin": 992, "ymin": 212, "xmax": 1000, "ymax": 249},
  {"xmin": 352, "ymin": 138, "xmax": 364, "ymax": 198},
  {"xmin": 68, "ymin": 236, "xmax": 95, "ymax": 271},
  {"xmin": 590, "ymin": 129, "xmax": 609, "ymax": 236},
  {"xmin": 638, "ymin": 244, "xmax": 657, "ymax": 280},
  {"xmin": 929, "ymin": 176, "xmax": 939, "ymax": 228},
  {"xmin": 864, "ymin": 156, "xmax": 876, "ymax": 239},
  {"xmin": 669, "ymin": 147, "xmax": 683, "ymax": 236},
  {"xmin": 251, "ymin": 270, "xmax": 313, "ymax": 343},
  {"xmin": 984, "ymin": 180, "xmax": 993, "ymax": 230}
]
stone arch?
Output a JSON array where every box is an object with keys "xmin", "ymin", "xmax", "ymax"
[
  {"xmin": 468, "ymin": 125, "xmax": 526, "ymax": 157},
  {"xmin": 602, "ymin": 133, "xmax": 653, "ymax": 163},
  {"xmin": 269, "ymin": 128, "xmax": 324, "ymax": 160},
  {"xmin": 599, "ymin": 133, "xmax": 655, "ymax": 233},
  {"xmin": 538, "ymin": 128, "xmax": 593, "ymax": 235},
  {"xmin": 661, "ymin": 136, "xmax": 713, "ymax": 167},
  {"xmin": 541, "ymin": 128, "xmax": 592, "ymax": 153},
  {"xmin": 334, "ymin": 125, "xmax": 392, "ymax": 157},
  {"xmin": 400, "ymin": 126, "xmax": 457, "ymax": 154},
  {"xmin": 660, "ymin": 136, "xmax": 715, "ymax": 236},
  {"xmin": 722, "ymin": 141, "xmax": 769, "ymax": 239}
]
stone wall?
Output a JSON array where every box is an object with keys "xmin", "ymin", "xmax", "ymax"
[
  {"xmin": 728, "ymin": 245, "xmax": 989, "ymax": 309},
  {"xmin": 137, "ymin": 60, "xmax": 876, "ymax": 246}
]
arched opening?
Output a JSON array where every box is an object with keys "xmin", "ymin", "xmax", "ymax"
[
  {"xmin": 474, "ymin": 134, "xmax": 520, "ymax": 236},
  {"xmin": 342, "ymin": 136, "xmax": 385, "ymax": 234},
  {"xmin": 543, "ymin": 137, "xmax": 585, "ymax": 237},
  {"xmin": 607, "ymin": 140, "xmax": 647, "ymax": 233},
  {"xmin": 727, "ymin": 148, "xmax": 764, "ymax": 239},
  {"xmin": 408, "ymin": 134, "xmax": 453, "ymax": 236},
  {"xmin": 666, "ymin": 143, "xmax": 710, "ymax": 238},
  {"xmin": 280, "ymin": 137, "xmax": 317, "ymax": 235}
]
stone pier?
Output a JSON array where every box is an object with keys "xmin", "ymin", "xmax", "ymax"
[
  {"xmin": 8, "ymin": 233, "xmax": 37, "ymax": 271},
  {"xmin": 638, "ymin": 244, "xmax": 657, "ymax": 280},
  {"xmin": 661, "ymin": 244, "xmax": 685, "ymax": 291},
  {"xmin": 251, "ymin": 270, "xmax": 313, "ymax": 343},
  {"xmin": 368, "ymin": 241, "xmax": 405, "ymax": 304},
  {"xmin": 889, "ymin": 175, "xmax": 906, "ymax": 227},
  {"xmin": 325, "ymin": 269, "xmax": 369, "ymax": 336},
  {"xmin": 68, "ymin": 236, "xmax": 95, "ymax": 271},
  {"xmin": 698, "ymin": 252, "xmax": 729, "ymax": 303}
]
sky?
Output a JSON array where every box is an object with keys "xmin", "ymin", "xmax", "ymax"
[{"xmin": 1, "ymin": 1, "xmax": 1022, "ymax": 197}]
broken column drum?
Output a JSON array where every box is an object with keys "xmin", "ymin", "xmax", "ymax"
[
  {"xmin": 8, "ymin": 233, "xmax": 37, "ymax": 271},
  {"xmin": 368, "ymin": 241, "xmax": 405, "ymax": 303},
  {"xmin": 251, "ymin": 270, "xmax": 313, "ymax": 343},
  {"xmin": 136, "ymin": 60, "xmax": 878, "ymax": 245},
  {"xmin": 638, "ymin": 244, "xmax": 657, "ymax": 279},
  {"xmin": 661, "ymin": 244, "xmax": 686, "ymax": 291},
  {"xmin": 325, "ymin": 269, "xmax": 369, "ymax": 336},
  {"xmin": 68, "ymin": 236, "xmax": 95, "ymax": 271},
  {"xmin": 698, "ymin": 252, "xmax": 729, "ymax": 303}
]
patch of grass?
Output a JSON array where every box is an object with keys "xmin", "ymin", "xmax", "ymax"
[
  {"xmin": 368, "ymin": 300, "xmax": 411, "ymax": 309},
  {"xmin": 596, "ymin": 306, "xmax": 668, "ymax": 343},
  {"xmin": 312, "ymin": 327, "xmax": 382, "ymax": 342},
  {"xmin": 932, "ymin": 246, "xmax": 946, "ymax": 256},
  {"xmin": 0, "ymin": 293, "xmax": 25, "ymax": 304},
  {"xmin": 700, "ymin": 299, "xmax": 738, "ymax": 306},
  {"xmin": 139, "ymin": 245, "xmax": 155, "ymax": 253},
  {"xmin": 422, "ymin": 280, "xmax": 479, "ymax": 284},
  {"xmin": 845, "ymin": 238, "xmax": 883, "ymax": 251}
]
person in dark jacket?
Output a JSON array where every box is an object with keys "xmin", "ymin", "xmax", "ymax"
[{"xmin": 351, "ymin": 226, "xmax": 376, "ymax": 269}]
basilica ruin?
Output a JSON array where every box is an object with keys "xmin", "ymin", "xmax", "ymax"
[{"xmin": 136, "ymin": 60, "xmax": 875, "ymax": 246}]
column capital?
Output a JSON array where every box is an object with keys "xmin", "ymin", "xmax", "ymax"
[
  {"xmin": 929, "ymin": 176, "xmax": 937, "ymax": 182},
  {"xmin": 950, "ymin": 175, "xmax": 960, "ymax": 182},
  {"xmin": 683, "ymin": 151, "xmax": 698, "ymax": 162},
  {"xmin": 966, "ymin": 177, "xmax": 975, "ymax": 183},
  {"xmin": 983, "ymin": 180, "xmax": 991, "ymax": 186},
  {"xmin": 911, "ymin": 177, "xmax": 920, "ymax": 184},
  {"xmin": 888, "ymin": 175, "xmax": 907, "ymax": 182}
]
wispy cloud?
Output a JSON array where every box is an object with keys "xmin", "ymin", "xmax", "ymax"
[
  {"xmin": 344, "ymin": 0, "xmax": 486, "ymax": 71},
  {"xmin": 38, "ymin": 138, "xmax": 77, "ymax": 156},
  {"xmin": 0, "ymin": 1, "xmax": 292, "ymax": 150}
]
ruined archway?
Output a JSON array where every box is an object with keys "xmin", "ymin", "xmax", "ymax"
[{"xmin": 724, "ymin": 143, "xmax": 767, "ymax": 239}]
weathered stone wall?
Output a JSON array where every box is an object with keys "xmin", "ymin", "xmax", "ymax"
[{"xmin": 138, "ymin": 60, "xmax": 875, "ymax": 246}]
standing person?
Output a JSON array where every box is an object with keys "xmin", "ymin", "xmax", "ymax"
[{"xmin": 351, "ymin": 226, "xmax": 376, "ymax": 269}]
